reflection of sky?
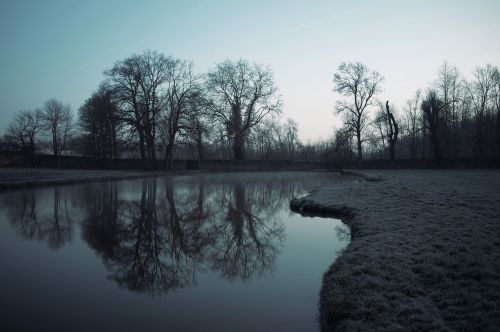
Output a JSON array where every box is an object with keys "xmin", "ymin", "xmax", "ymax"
[{"xmin": 1, "ymin": 0, "xmax": 499, "ymax": 141}]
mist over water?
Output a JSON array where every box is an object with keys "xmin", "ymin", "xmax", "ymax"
[{"xmin": 0, "ymin": 172, "xmax": 349, "ymax": 332}]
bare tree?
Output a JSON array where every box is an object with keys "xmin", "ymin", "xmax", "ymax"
[
  {"xmin": 105, "ymin": 50, "xmax": 171, "ymax": 167},
  {"xmin": 466, "ymin": 64, "xmax": 497, "ymax": 159},
  {"xmin": 159, "ymin": 59, "xmax": 200, "ymax": 169},
  {"xmin": 6, "ymin": 109, "xmax": 44, "ymax": 164},
  {"xmin": 373, "ymin": 101, "xmax": 399, "ymax": 159},
  {"xmin": 491, "ymin": 66, "xmax": 500, "ymax": 159},
  {"xmin": 384, "ymin": 101, "xmax": 399, "ymax": 160},
  {"xmin": 283, "ymin": 118, "xmax": 299, "ymax": 159},
  {"xmin": 244, "ymin": 116, "xmax": 299, "ymax": 160},
  {"xmin": 205, "ymin": 59, "xmax": 281, "ymax": 161},
  {"xmin": 332, "ymin": 126, "xmax": 353, "ymax": 160},
  {"xmin": 42, "ymin": 99, "xmax": 73, "ymax": 160},
  {"xmin": 333, "ymin": 62, "xmax": 384, "ymax": 161},
  {"xmin": 434, "ymin": 61, "xmax": 464, "ymax": 158},
  {"xmin": 373, "ymin": 107, "xmax": 387, "ymax": 152},
  {"xmin": 402, "ymin": 90, "xmax": 422, "ymax": 159},
  {"xmin": 250, "ymin": 118, "xmax": 280, "ymax": 160},
  {"xmin": 185, "ymin": 92, "xmax": 211, "ymax": 161},
  {"xmin": 78, "ymin": 84, "xmax": 121, "ymax": 159},
  {"xmin": 421, "ymin": 90, "xmax": 444, "ymax": 164}
]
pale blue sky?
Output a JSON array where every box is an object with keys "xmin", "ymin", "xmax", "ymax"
[{"xmin": 1, "ymin": 0, "xmax": 499, "ymax": 140}]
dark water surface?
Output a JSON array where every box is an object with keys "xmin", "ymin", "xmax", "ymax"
[{"xmin": 0, "ymin": 172, "xmax": 349, "ymax": 332}]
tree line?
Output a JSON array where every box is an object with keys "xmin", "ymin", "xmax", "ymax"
[
  {"xmin": 2, "ymin": 50, "xmax": 499, "ymax": 167},
  {"xmin": 331, "ymin": 61, "xmax": 500, "ymax": 164},
  {"xmin": 3, "ymin": 51, "xmax": 298, "ymax": 168}
]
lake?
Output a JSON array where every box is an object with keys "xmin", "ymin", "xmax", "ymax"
[{"xmin": 0, "ymin": 172, "xmax": 349, "ymax": 332}]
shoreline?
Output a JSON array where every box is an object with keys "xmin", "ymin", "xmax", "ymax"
[
  {"xmin": 292, "ymin": 170, "xmax": 500, "ymax": 331},
  {"xmin": 0, "ymin": 167, "xmax": 341, "ymax": 192},
  {"xmin": 0, "ymin": 167, "xmax": 176, "ymax": 192}
]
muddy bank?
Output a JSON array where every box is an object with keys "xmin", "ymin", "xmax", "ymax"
[{"xmin": 292, "ymin": 170, "xmax": 500, "ymax": 331}]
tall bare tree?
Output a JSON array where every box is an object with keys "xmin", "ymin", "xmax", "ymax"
[
  {"xmin": 205, "ymin": 59, "xmax": 281, "ymax": 161},
  {"xmin": 78, "ymin": 84, "xmax": 121, "ymax": 159},
  {"xmin": 159, "ymin": 59, "xmax": 200, "ymax": 169},
  {"xmin": 421, "ymin": 90, "xmax": 444, "ymax": 164},
  {"xmin": 283, "ymin": 118, "xmax": 299, "ymax": 159},
  {"xmin": 333, "ymin": 62, "xmax": 384, "ymax": 161},
  {"xmin": 333, "ymin": 126, "xmax": 353, "ymax": 160},
  {"xmin": 467, "ymin": 64, "xmax": 497, "ymax": 159},
  {"xmin": 105, "ymin": 50, "xmax": 171, "ymax": 167},
  {"xmin": 386, "ymin": 101, "xmax": 399, "ymax": 160},
  {"xmin": 42, "ymin": 98, "xmax": 73, "ymax": 160},
  {"xmin": 434, "ymin": 61, "xmax": 464, "ymax": 158},
  {"xmin": 403, "ymin": 90, "xmax": 422, "ymax": 159},
  {"xmin": 491, "ymin": 67, "xmax": 500, "ymax": 159},
  {"xmin": 374, "ymin": 101, "xmax": 399, "ymax": 160},
  {"xmin": 184, "ymin": 91, "xmax": 211, "ymax": 161}
]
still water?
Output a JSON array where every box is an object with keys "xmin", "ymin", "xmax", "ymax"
[{"xmin": 0, "ymin": 172, "xmax": 349, "ymax": 332}]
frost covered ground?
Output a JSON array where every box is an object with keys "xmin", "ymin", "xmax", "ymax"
[
  {"xmin": 292, "ymin": 170, "xmax": 500, "ymax": 331},
  {"xmin": 0, "ymin": 167, "xmax": 167, "ymax": 191}
]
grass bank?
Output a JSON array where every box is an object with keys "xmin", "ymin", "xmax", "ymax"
[
  {"xmin": 0, "ymin": 167, "xmax": 171, "ymax": 192},
  {"xmin": 291, "ymin": 170, "xmax": 500, "ymax": 331}
]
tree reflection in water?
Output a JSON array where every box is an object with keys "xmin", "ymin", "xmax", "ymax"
[
  {"xmin": 1, "ymin": 174, "xmax": 318, "ymax": 295},
  {"xmin": 1, "ymin": 188, "xmax": 74, "ymax": 249},
  {"xmin": 209, "ymin": 183, "xmax": 285, "ymax": 281}
]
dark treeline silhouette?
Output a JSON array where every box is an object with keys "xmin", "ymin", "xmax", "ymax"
[
  {"xmin": 0, "ymin": 174, "xmax": 318, "ymax": 294},
  {"xmin": 331, "ymin": 61, "xmax": 500, "ymax": 165},
  {"xmin": 1, "ymin": 53, "xmax": 499, "ymax": 167},
  {"xmin": 3, "ymin": 99, "xmax": 73, "ymax": 166}
]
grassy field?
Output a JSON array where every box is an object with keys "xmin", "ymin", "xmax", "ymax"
[{"xmin": 292, "ymin": 170, "xmax": 500, "ymax": 331}]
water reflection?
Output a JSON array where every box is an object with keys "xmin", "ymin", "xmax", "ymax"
[
  {"xmin": 209, "ymin": 183, "xmax": 286, "ymax": 281},
  {"xmin": 1, "ymin": 174, "xmax": 319, "ymax": 295},
  {"xmin": 1, "ymin": 188, "xmax": 74, "ymax": 249}
]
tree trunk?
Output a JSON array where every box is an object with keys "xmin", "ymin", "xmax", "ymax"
[
  {"xmin": 410, "ymin": 135, "xmax": 416, "ymax": 160},
  {"xmin": 233, "ymin": 132, "xmax": 246, "ymax": 161},
  {"xmin": 389, "ymin": 144, "xmax": 396, "ymax": 160},
  {"xmin": 138, "ymin": 131, "xmax": 147, "ymax": 168},
  {"xmin": 356, "ymin": 129, "xmax": 362, "ymax": 161},
  {"xmin": 196, "ymin": 135, "xmax": 204, "ymax": 161},
  {"xmin": 385, "ymin": 101, "xmax": 398, "ymax": 160},
  {"xmin": 29, "ymin": 138, "xmax": 36, "ymax": 166},
  {"xmin": 421, "ymin": 123, "xmax": 428, "ymax": 159},
  {"xmin": 148, "ymin": 133, "xmax": 156, "ymax": 166},
  {"xmin": 475, "ymin": 114, "xmax": 484, "ymax": 160},
  {"xmin": 429, "ymin": 123, "xmax": 442, "ymax": 165},
  {"xmin": 422, "ymin": 96, "xmax": 442, "ymax": 165},
  {"xmin": 164, "ymin": 143, "xmax": 174, "ymax": 171},
  {"xmin": 52, "ymin": 130, "xmax": 60, "ymax": 165}
]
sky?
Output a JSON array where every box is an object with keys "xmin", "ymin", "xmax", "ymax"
[{"xmin": 1, "ymin": 0, "xmax": 499, "ymax": 142}]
